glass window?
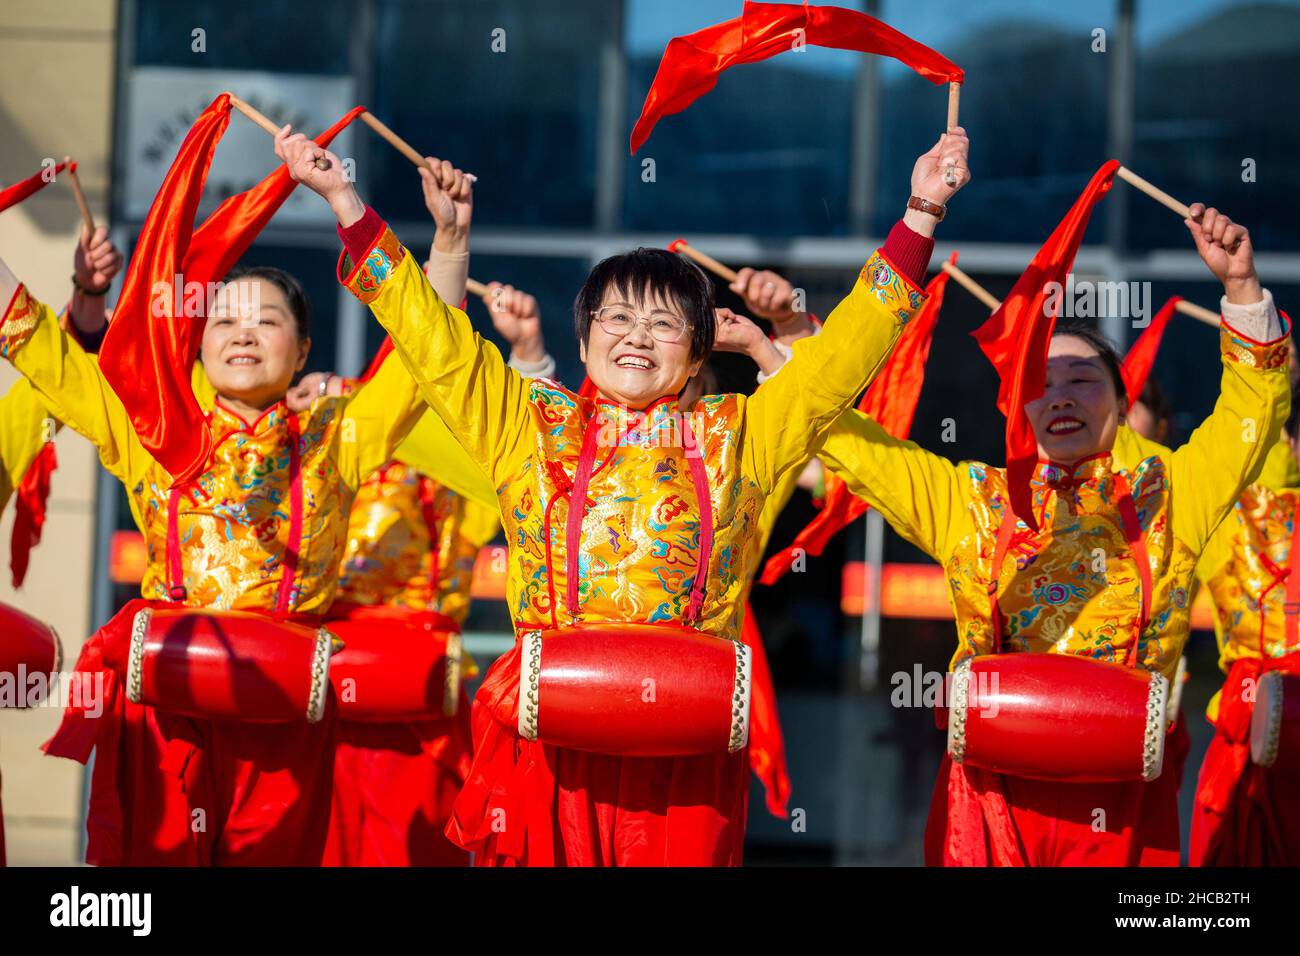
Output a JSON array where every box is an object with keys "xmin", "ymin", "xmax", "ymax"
[
  {"xmin": 1131, "ymin": 0, "xmax": 1300, "ymax": 251},
  {"xmin": 876, "ymin": 0, "xmax": 1115, "ymax": 243},
  {"xmin": 133, "ymin": 0, "xmax": 352, "ymax": 73},
  {"xmin": 368, "ymin": 0, "xmax": 613, "ymax": 228},
  {"xmin": 623, "ymin": 0, "xmax": 860, "ymax": 236}
]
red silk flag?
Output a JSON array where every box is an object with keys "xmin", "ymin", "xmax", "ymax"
[
  {"xmin": 10, "ymin": 440, "xmax": 56, "ymax": 588},
  {"xmin": 0, "ymin": 160, "xmax": 71, "ymax": 214},
  {"xmin": 99, "ymin": 102, "xmax": 365, "ymax": 483},
  {"xmin": 1120, "ymin": 297, "xmax": 1181, "ymax": 410},
  {"xmin": 759, "ymin": 254, "xmax": 953, "ymax": 586},
  {"xmin": 970, "ymin": 161, "xmax": 1120, "ymax": 528},
  {"xmin": 630, "ymin": 1, "xmax": 962, "ymax": 153},
  {"xmin": 741, "ymin": 601, "xmax": 791, "ymax": 818}
]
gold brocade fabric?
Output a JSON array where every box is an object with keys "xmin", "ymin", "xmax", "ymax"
[
  {"xmin": 501, "ymin": 392, "xmax": 760, "ymax": 640},
  {"xmin": 946, "ymin": 454, "xmax": 1197, "ymax": 680},
  {"xmin": 336, "ymin": 459, "xmax": 485, "ymax": 624},
  {"xmin": 1205, "ymin": 484, "xmax": 1300, "ymax": 670},
  {"xmin": 136, "ymin": 400, "xmax": 354, "ymax": 612}
]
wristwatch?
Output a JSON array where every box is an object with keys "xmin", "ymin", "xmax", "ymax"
[{"xmin": 907, "ymin": 196, "xmax": 947, "ymax": 222}]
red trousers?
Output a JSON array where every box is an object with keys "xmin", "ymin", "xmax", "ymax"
[
  {"xmin": 321, "ymin": 710, "xmax": 472, "ymax": 866},
  {"xmin": 1190, "ymin": 657, "xmax": 1300, "ymax": 866},
  {"xmin": 43, "ymin": 599, "xmax": 337, "ymax": 866},
  {"xmin": 446, "ymin": 642, "xmax": 749, "ymax": 866},
  {"xmin": 925, "ymin": 721, "xmax": 1188, "ymax": 866}
]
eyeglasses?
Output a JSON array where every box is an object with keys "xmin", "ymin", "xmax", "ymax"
[{"xmin": 590, "ymin": 306, "xmax": 690, "ymax": 344}]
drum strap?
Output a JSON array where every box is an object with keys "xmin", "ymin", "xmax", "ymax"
[
  {"xmin": 165, "ymin": 411, "xmax": 304, "ymax": 612},
  {"xmin": 417, "ymin": 475, "xmax": 443, "ymax": 595},
  {"xmin": 988, "ymin": 471, "xmax": 1150, "ymax": 665},
  {"xmin": 564, "ymin": 405, "xmax": 714, "ymax": 625}
]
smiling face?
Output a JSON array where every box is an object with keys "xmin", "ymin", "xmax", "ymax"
[
  {"xmin": 580, "ymin": 284, "xmax": 703, "ymax": 409},
  {"xmin": 201, "ymin": 277, "xmax": 310, "ymax": 412},
  {"xmin": 1024, "ymin": 334, "xmax": 1125, "ymax": 464}
]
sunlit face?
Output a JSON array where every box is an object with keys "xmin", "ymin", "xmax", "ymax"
[
  {"xmin": 201, "ymin": 278, "xmax": 309, "ymax": 410},
  {"xmin": 580, "ymin": 284, "xmax": 703, "ymax": 409},
  {"xmin": 1024, "ymin": 334, "xmax": 1124, "ymax": 464}
]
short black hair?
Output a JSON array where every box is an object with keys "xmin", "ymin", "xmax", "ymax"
[
  {"xmin": 225, "ymin": 265, "xmax": 312, "ymax": 339},
  {"xmin": 1051, "ymin": 321, "xmax": 1126, "ymax": 402},
  {"xmin": 573, "ymin": 248, "xmax": 715, "ymax": 362}
]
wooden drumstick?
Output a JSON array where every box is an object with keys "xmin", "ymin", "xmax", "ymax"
[
  {"xmin": 360, "ymin": 111, "xmax": 430, "ymax": 171},
  {"xmin": 62, "ymin": 156, "xmax": 95, "ymax": 233},
  {"xmin": 1174, "ymin": 299, "xmax": 1220, "ymax": 328},
  {"xmin": 1116, "ymin": 166, "xmax": 1192, "ymax": 220},
  {"xmin": 229, "ymin": 93, "xmax": 331, "ymax": 169},
  {"xmin": 466, "ymin": 278, "xmax": 489, "ymax": 298},
  {"xmin": 944, "ymin": 82, "xmax": 961, "ymax": 187},
  {"xmin": 668, "ymin": 239, "xmax": 739, "ymax": 284},
  {"xmin": 941, "ymin": 260, "xmax": 1001, "ymax": 312}
]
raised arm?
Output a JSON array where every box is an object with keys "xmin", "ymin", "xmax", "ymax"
[
  {"xmin": 740, "ymin": 130, "xmax": 969, "ymax": 492},
  {"xmin": 334, "ymin": 344, "xmax": 433, "ymax": 488},
  {"xmin": 275, "ymin": 131, "xmax": 533, "ymax": 487},
  {"xmin": 1168, "ymin": 204, "xmax": 1291, "ymax": 554},
  {"xmin": 817, "ymin": 409, "xmax": 969, "ymax": 566},
  {"xmin": 0, "ymin": 260, "xmax": 152, "ymax": 485}
]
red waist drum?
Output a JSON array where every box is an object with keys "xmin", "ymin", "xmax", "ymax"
[
  {"xmin": 126, "ymin": 608, "xmax": 334, "ymax": 723},
  {"xmin": 1251, "ymin": 670, "xmax": 1300, "ymax": 774},
  {"xmin": 516, "ymin": 622, "xmax": 752, "ymax": 757},
  {"xmin": 947, "ymin": 653, "xmax": 1169, "ymax": 783},
  {"xmin": 0, "ymin": 601, "xmax": 62, "ymax": 708},
  {"xmin": 328, "ymin": 613, "xmax": 462, "ymax": 722}
]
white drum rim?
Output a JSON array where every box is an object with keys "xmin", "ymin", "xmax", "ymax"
[
  {"xmin": 126, "ymin": 608, "xmax": 151, "ymax": 706},
  {"xmin": 443, "ymin": 629, "xmax": 463, "ymax": 718},
  {"xmin": 518, "ymin": 630, "xmax": 542, "ymax": 741},
  {"xmin": 728, "ymin": 640, "xmax": 753, "ymax": 754},
  {"xmin": 307, "ymin": 627, "xmax": 336, "ymax": 724},
  {"xmin": 947, "ymin": 657, "xmax": 973, "ymax": 764},
  {"xmin": 1251, "ymin": 670, "xmax": 1285, "ymax": 768},
  {"xmin": 1142, "ymin": 671, "xmax": 1169, "ymax": 782}
]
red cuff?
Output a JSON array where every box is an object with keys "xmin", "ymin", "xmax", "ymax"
[
  {"xmin": 337, "ymin": 206, "xmax": 385, "ymax": 265},
  {"xmin": 882, "ymin": 220, "xmax": 934, "ymax": 288}
]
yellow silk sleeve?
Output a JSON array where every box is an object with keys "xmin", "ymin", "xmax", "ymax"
[
  {"xmin": 461, "ymin": 497, "xmax": 502, "ymax": 549},
  {"xmin": 0, "ymin": 378, "xmax": 55, "ymax": 512},
  {"xmin": 342, "ymin": 230, "xmax": 533, "ymax": 489},
  {"xmin": 817, "ymin": 408, "xmax": 968, "ymax": 565},
  {"xmin": 1111, "ymin": 423, "xmax": 1173, "ymax": 472},
  {"xmin": 334, "ymin": 342, "xmax": 431, "ymax": 489},
  {"xmin": 0, "ymin": 286, "xmax": 154, "ymax": 486},
  {"xmin": 755, "ymin": 455, "xmax": 804, "ymax": 556},
  {"xmin": 393, "ymin": 410, "xmax": 499, "ymax": 511},
  {"xmin": 740, "ymin": 252, "xmax": 924, "ymax": 494},
  {"xmin": 1167, "ymin": 322, "xmax": 1292, "ymax": 555},
  {"xmin": 1193, "ymin": 506, "xmax": 1237, "ymax": 588},
  {"xmin": 1255, "ymin": 431, "xmax": 1300, "ymax": 492},
  {"xmin": 191, "ymin": 361, "xmax": 217, "ymax": 411}
]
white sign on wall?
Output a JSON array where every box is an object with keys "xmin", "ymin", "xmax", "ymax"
[{"xmin": 124, "ymin": 67, "xmax": 356, "ymax": 225}]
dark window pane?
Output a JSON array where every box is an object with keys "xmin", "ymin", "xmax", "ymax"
[
  {"xmin": 623, "ymin": 0, "xmax": 859, "ymax": 236},
  {"xmin": 368, "ymin": 0, "xmax": 611, "ymax": 228},
  {"xmin": 134, "ymin": 0, "xmax": 351, "ymax": 73},
  {"xmin": 876, "ymin": 0, "xmax": 1115, "ymax": 243},
  {"xmin": 1131, "ymin": 0, "xmax": 1300, "ymax": 251}
]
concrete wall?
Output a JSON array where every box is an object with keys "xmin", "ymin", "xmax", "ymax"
[{"xmin": 0, "ymin": 0, "xmax": 117, "ymax": 866}]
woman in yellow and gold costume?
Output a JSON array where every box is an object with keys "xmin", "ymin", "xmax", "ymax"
[
  {"xmin": 277, "ymin": 121, "xmax": 970, "ymax": 865},
  {"xmin": 0, "ymin": 251, "xmax": 434, "ymax": 865},
  {"xmin": 812, "ymin": 204, "xmax": 1290, "ymax": 865}
]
